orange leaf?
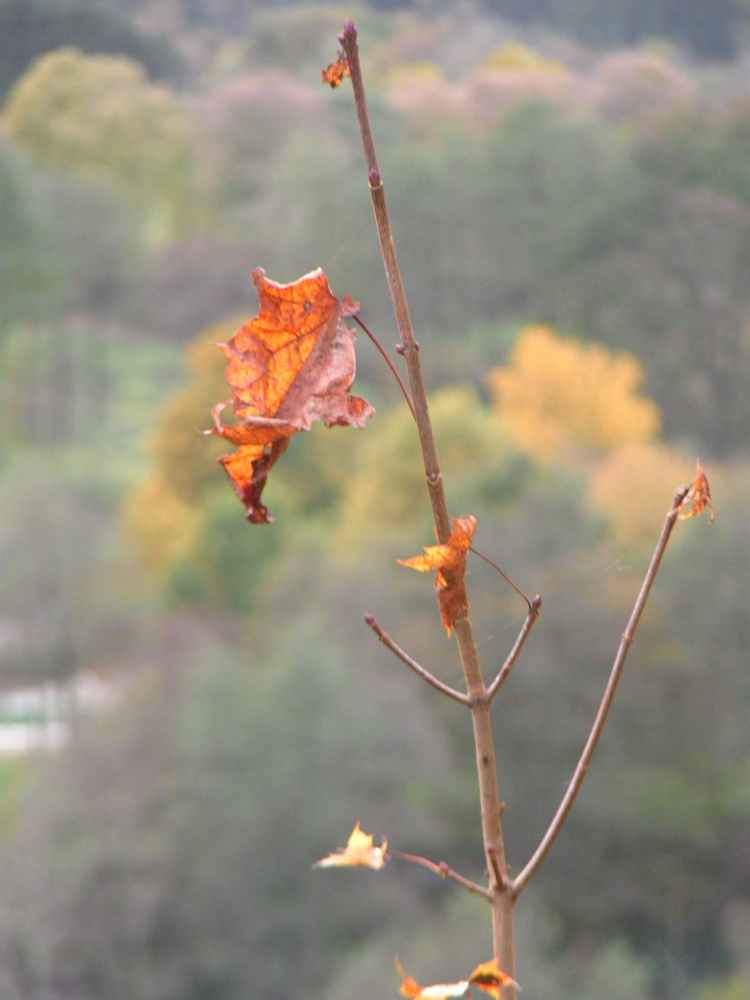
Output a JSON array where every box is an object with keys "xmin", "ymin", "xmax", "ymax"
[
  {"xmin": 314, "ymin": 822, "xmax": 388, "ymax": 870},
  {"xmin": 679, "ymin": 459, "xmax": 715, "ymax": 522},
  {"xmin": 395, "ymin": 959, "xmax": 469, "ymax": 999},
  {"xmin": 206, "ymin": 268, "xmax": 373, "ymax": 523},
  {"xmin": 468, "ymin": 959, "xmax": 520, "ymax": 997},
  {"xmin": 398, "ymin": 516, "xmax": 477, "ymax": 635},
  {"xmin": 321, "ymin": 52, "xmax": 351, "ymax": 88}
]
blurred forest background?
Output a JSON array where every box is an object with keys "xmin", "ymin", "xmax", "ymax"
[{"xmin": 1, "ymin": 1, "xmax": 749, "ymax": 998}]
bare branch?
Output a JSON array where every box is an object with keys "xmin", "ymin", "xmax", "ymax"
[
  {"xmin": 470, "ymin": 545, "xmax": 532, "ymax": 610},
  {"xmin": 364, "ymin": 615, "xmax": 469, "ymax": 706},
  {"xmin": 339, "ymin": 21, "xmax": 450, "ymax": 542},
  {"xmin": 351, "ymin": 314, "xmax": 416, "ymax": 421},
  {"xmin": 395, "ymin": 850, "xmax": 491, "ymax": 901},
  {"xmin": 341, "ymin": 23, "xmax": 516, "ymax": 984},
  {"xmin": 512, "ymin": 487, "xmax": 690, "ymax": 898},
  {"xmin": 487, "ymin": 597, "xmax": 542, "ymax": 702}
]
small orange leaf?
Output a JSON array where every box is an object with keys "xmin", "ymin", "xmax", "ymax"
[
  {"xmin": 398, "ymin": 516, "xmax": 477, "ymax": 635},
  {"xmin": 395, "ymin": 959, "xmax": 469, "ymax": 999},
  {"xmin": 321, "ymin": 52, "xmax": 351, "ymax": 88},
  {"xmin": 207, "ymin": 268, "xmax": 373, "ymax": 523},
  {"xmin": 314, "ymin": 822, "xmax": 388, "ymax": 870},
  {"xmin": 468, "ymin": 959, "xmax": 520, "ymax": 997},
  {"xmin": 679, "ymin": 459, "xmax": 715, "ymax": 522}
]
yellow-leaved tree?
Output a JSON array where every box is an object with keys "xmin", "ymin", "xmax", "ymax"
[
  {"xmin": 3, "ymin": 48, "xmax": 193, "ymax": 238},
  {"xmin": 488, "ymin": 325, "xmax": 660, "ymax": 461}
]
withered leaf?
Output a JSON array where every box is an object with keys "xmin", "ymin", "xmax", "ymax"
[
  {"xmin": 207, "ymin": 268, "xmax": 373, "ymax": 523},
  {"xmin": 679, "ymin": 459, "xmax": 715, "ymax": 522},
  {"xmin": 467, "ymin": 959, "xmax": 520, "ymax": 998},
  {"xmin": 321, "ymin": 52, "xmax": 351, "ymax": 88},
  {"xmin": 314, "ymin": 821, "xmax": 388, "ymax": 871},
  {"xmin": 395, "ymin": 959, "xmax": 469, "ymax": 999},
  {"xmin": 398, "ymin": 515, "xmax": 478, "ymax": 635}
]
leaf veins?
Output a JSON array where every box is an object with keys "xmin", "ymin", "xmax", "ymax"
[{"xmin": 206, "ymin": 268, "xmax": 373, "ymax": 523}]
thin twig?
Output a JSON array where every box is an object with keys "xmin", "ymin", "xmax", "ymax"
[
  {"xmin": 512, "ymin": 486, "xmax": 690, "ymax": 898},
  {"xmin": 470, "ymin": 546, "xmax": 532, "ymax": 611},
  {"xmin": 364, "ymin": 615, "xmax": 469, "ymax": 706},
  {"xmin": 351, "ymin": 313, "xmax": 416, "ymax": 421},
  {"xmin": 487, "ymin": 596, "xmax": 542, "ymax": 702},
  {"xmin": 395, "ymin": 850, "xmax": 491, "ymax": 901}
]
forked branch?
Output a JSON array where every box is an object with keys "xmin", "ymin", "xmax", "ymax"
[
  {"xmin": 365, "ymin": 615, "xmax": 469, "ymax": 706},
  {"xmin": 511, "ymin": 486, "xmax": 690, "ymax": 897}
]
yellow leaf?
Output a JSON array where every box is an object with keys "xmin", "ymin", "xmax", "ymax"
[
  {"xmin": 314, "ymin": 821, "xmax": 388, "ymax": 870},
  {"xmin": 395, "ymin": 959, "xmax": 469, "ymax": 999},
  {"xmin": 468, "ymin": 959, "xmax": 520, "ymax": 997}
]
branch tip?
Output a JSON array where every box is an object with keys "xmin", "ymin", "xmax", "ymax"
[
  {"xmin": 364, "ymin": 613, "xmax": 375, "ymax": 627},
  {"xmin": 338, "ymin": 19, "xmax": 357, "ymax": 47},
  {"xmin": 674, "ymin": 484, "xmax": 690, "ymax": 507}
]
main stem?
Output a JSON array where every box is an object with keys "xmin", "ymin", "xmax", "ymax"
[{"xmin": 340, "ymin": 23, "xmax": 515, "ymax": 989}]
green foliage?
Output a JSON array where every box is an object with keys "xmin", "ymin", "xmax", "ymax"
[
  {"xmin": 0, "ymin": 322, "xmax": 180, "ymax": 461},
  {"xmin": 0, "ymin": 457, "xmax": 135, "ymax": 686},
  {"xmin": 165, "ymin": 489, "xmax": 284, "ymax": 612},
  {"xmin": 637, "ymin": 105, "xmax": 750, "ymax": 209},
  {"xmin": 0, "ymin": 141, "xmax": 46, "ymax": 331},
  {"xmin": 334, "ymin": 386, "xmax": 509, "ymax": 552},
  {"xmin": 1, "ymin": 5, "xmax": 749, "ymax": 997},
  {"xmin": 4, "ymin": 49, "xmax": 193, "ymax": 237},
  {"xmin": 483, "ymin": 0, "xmax": 743, "ymax": 58},
  {"xmin": 696, "ymin": 975, "xmax": 750, "ymax": 1000},
  {"xmin": 0, "ymin": 638, "xmax": 455, "ymax": 999},
  {"xmin": 0, "ymin": 0, "xmax": 183, "ymax": 99}
]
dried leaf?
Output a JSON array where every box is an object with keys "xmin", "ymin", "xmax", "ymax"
[
  {"xmin": 398, "ymin": 515, "xmax": 477, "ymax": 635},
  {"xmin": 679, "ymin": 459, "xmax": 715, "ymax": 522},
  {"xmin": 321, "ymin": 52, "xmax": 351, "ymax": 88},
  {"xmin": 468, "ymin": 959, "xmax": 520, "ymax": 997},
  {"xmin": 314, "ymin": 821, "xmax": 388, "ymax": 870},
  {"xmin": 395, "ymin": 959, "xmax": 469, "ymax": 999},
  {"xmin": 207, "ymin": 268, "xmax": 374, "ymax": 523}
]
